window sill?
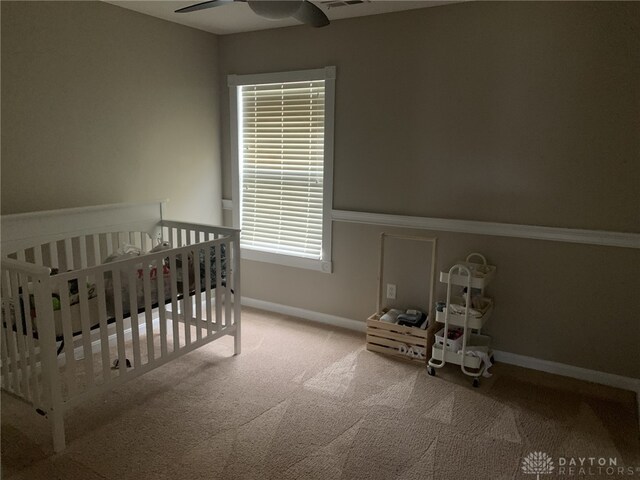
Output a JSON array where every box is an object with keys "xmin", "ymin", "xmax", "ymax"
[{"xmin": 241, "ymin": 248, "xmax": 332, "ymax": 273}]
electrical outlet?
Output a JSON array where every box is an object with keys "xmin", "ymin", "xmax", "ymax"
[{"xmin": 386, "ymin": 283, "xmax": 396, "ymax": 300}]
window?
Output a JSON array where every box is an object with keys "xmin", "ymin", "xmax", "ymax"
[{"xmin": 228, "ymin": 67, "xmax": 335, "ymax": 272}]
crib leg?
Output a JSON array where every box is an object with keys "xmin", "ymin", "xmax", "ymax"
[
  {"xmin": 234, "ymin": 326, "xmax": 241, "ymax": 356},
  {"xmin": 50, "ymin": 408, "xmax": 66, "ymax": 453}
]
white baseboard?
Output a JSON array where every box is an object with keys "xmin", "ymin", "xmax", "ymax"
[
  {"xmin": 242, "ymin": 297, "xmax": 640, "ymax": 394},
  {"xmin": 241, "ymin": 297, "xmax": 366, "ymax": 333},
  {"xmin": 492, "ymin": 350, "xmax": 640, "ymax": 393}
]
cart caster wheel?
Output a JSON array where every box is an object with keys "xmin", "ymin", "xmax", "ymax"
[
  {"xmin": 427, "ymin": 366, "xmax": 436, "ymax": 377},
  {"xmin": 472, "ymin": 378, "xmax": 480, "ymax": 388}
]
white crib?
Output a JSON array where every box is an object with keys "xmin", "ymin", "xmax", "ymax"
[{"xmin": 0, "ymin": 202, "xmax": 241, "ymax": 452}]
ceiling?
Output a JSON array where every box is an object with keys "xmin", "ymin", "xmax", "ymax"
[{"xmin": 105, "ymin": 1, "xmax": 458, "ymax": 35}]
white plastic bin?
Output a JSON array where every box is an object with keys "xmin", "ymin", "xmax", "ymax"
[{"xmin": 434, "ymin": 327, "xmax": 466, "ymax": 352}]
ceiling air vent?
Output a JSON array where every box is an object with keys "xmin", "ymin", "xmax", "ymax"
[{"xmin": 319, "ymin": 0, "xmax": 368, "ymax": 8}]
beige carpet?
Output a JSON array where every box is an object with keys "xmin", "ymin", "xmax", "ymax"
[{"xmin": 2, "ymin": 307, "xmax": 639, "ymax": 480}]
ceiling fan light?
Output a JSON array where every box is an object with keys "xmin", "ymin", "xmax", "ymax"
[{"xmin": 247, "ymin": 0, "xmax": 304, "ymax": 20}]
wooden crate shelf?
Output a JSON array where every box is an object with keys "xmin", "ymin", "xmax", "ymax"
[
  {"xmin": 366, "ymin": 313, "xmax": 432, "ymax": 365},
  {"xmin": 366, "ymin": 233, "xmax": 438, "ymax": 365}
]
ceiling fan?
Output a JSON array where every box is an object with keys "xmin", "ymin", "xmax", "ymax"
[{"xmin": 175, "ymin": 0, "xmax": 330, "ymax": 28}]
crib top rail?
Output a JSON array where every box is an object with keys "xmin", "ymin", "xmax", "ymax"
[
  {"xmin": 1, "ymin": 257, "xmax": 52, "ymax": 277},
  {"xmin": 160, "ymin": 220, "xmax": 239, "ymax": 237}
]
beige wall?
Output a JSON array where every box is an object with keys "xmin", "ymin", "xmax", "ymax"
[
  {"xmin": 1, "ymin": 1, "xmax": 222, "ymax": 224},
  {"xmin": 219, "ymin": 2, "xmax": 640, "ymax": 378},
  {"xmin": 220, "ymin": 1, "xmax": 639, "ymax": 232},
  {"xmin": 243, "ymin": 223, "xmax": 640, "ymax": 378}
]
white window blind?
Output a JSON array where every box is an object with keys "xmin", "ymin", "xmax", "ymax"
[{"xmin": 240, "ymin": 80, "xmax": 326, "ymax": 259}]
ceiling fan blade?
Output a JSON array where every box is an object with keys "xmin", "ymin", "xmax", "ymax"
[
  {"xmin": 292, "ymin": 1, "xmax": 330, "ymax": 28},
  {"xmin": 175, "ymin": 0, "xmax": 237, "ymax": 14}
]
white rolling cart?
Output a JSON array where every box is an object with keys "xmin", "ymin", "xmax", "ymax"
[{"xmin": 427, "ymin": 253, "xmax": 495, "ymax": 387}]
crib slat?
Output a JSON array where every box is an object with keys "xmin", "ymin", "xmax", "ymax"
[
  {"xmin": 93, "ymin": 234, "xmax": 101, "ymax": 266},
  {"xmin": 142, "ymin": 263, "xmax": 155, "ymax": 363},
  {"xmin": 78, "ymin": 278, "xmax": 95, "ymax": 385},
  {"xmin": 10, "ymin": 271, "xmax": 30, "ymax": 399},
  {"xmin": 1, "ymin": 270, "xmax": 12, "ymax": 390},
  {"xmin": 113, "ymin": 233, "xmax": 121, "ymax": 253},
  {"xmin": 214, "ymin": 242, "xmax": 222, "ymax": 330},
  {"xmin": 232, "ymin": 232, "xmax": 241, "ymax": 354},
  {"xmin": 181, "ymin": 252, "xmax": 192, "ymax": 347},
  {"xmin": 58, "ymin": 277, "xmax": 78, "ymax": 397},
  {"xmin": 127, "ymin": 269, "xmax": 141, "ymax": 368},
  {"xmin": 7, "ymin": 283, "xmax": 21, "ymax": 392},
  {"xmin": 49, "ymin": 242, "xmax": 59, "ymax": 270},
  {"xmin": 106, "ymin": 234, "xmax": 114, "ymax": 258},
  {"xmin": 112, "ymin": 233, "xmax": 119, "ymax": 252},
  {"xmin": 34, "ymin": 245, "xmax": 44, "ymax": 266},
  {"xmin": 16, "ymin": 250, "xmax": 26, "ymax": 263},
  {"xmin": 194, "ymin": 247, "xmax": 202, "ymax": 342},
  {"xmin": 19, "ymin": 273, "xmax": 41, "ymax": 406},
  {"xmin": 141, "ymin": 232, "xmax": 148, "ymax": 252},
  {"xmin": 2, "ymin": 268, "xmax": 13, "ymax": 305},
  {"xmin": 156, "ymin": 259, "xmax": 168, "ymax": 356},
  {"xmin": 173, "ymin": 228, "xmax": 179, "ymax": 247},
  {"xmin": 224, "ymin": 240, "xmax": 231, "ymax": 328},
  {"xmin": 94, "ymin": 273, "xmax": 111, "ymax": 383},
  {"xmin": 64, "ymin": 238, "xmax": 74, "ymax": 271},
  {"xmin": 79, "ymin": 236, "xmax": 88, "ymax": 269},
  {"xmin": 72, "ymin": 238, "xmax": 82, "ymax": 271},
  {"xmin": 112, "ymin": 271, "xmax": 128, "ymax": 376},
  {"xmin": 169, "ymin": 254, "xmax": 180, "ymax": 351},
  {"xmin": 204, "ymin": 244, "xmax": 212, "ymax": 337},
  {"xmin": 1, "ymin": 274, "xmax": 19, "ymax": 393},
  {"xmin": 1, "ymin": 307, "xmax": 11, "ymax": 390},
  {"xmin": 0, "ymin": 274, "xmax": 8, "ymax": 388}
]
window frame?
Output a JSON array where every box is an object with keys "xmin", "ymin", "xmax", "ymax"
[{"xmin": 228, "ymin": 67, "xmax": 335, "ymax": 273}]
